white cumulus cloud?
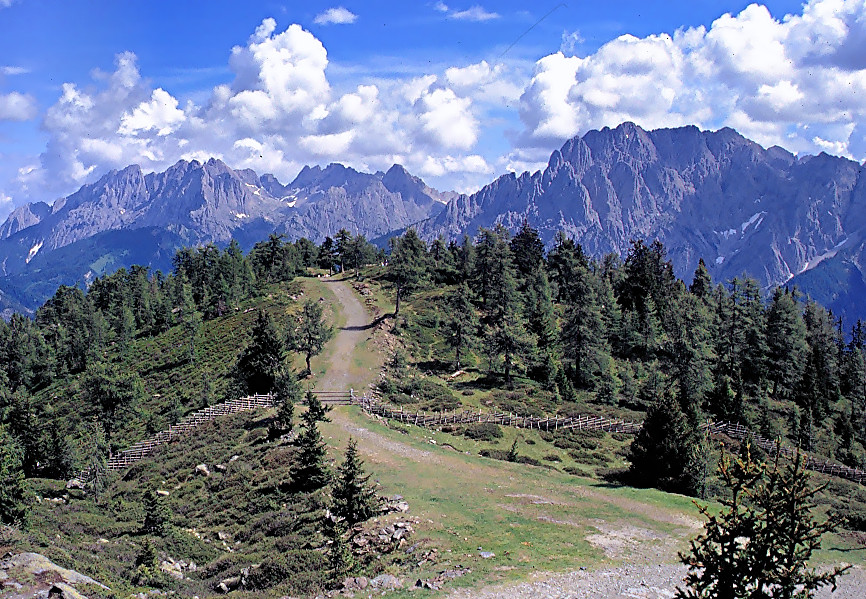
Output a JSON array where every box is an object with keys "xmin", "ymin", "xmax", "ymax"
[
  {"xmin": 313, "ymin": 7, "xmax": 358, "ymax": 25},
  {"xmin": 516, "ymin": 0, "xmax": 866, "ymax": 161},
  {"xmin": 0, "ymin": 91, "xmax": 36, "ymax": 120}
]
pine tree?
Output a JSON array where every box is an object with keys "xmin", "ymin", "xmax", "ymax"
[
  {"xmin": 236, "ymin": 310, "xmax": 285, "ymax": 394},
  {"xmin": 677, "ymin": 444, "xmax": 849, "ymax": 598},
  {"xmin": 509, "ymin": 221, "xmax": 545, "ymax": 283},
  {"xmin": 290, "ymin": 391, "xmax": 331, "ymax": 493},
  {"xmin": 142, "ymin": 487, "xmax": 171, "ymax": 535},
  {"xmin": 291, "ymin": 299, "xmax": 334, "ymax": 375},
  {"xmin": 444, "ymin": 283, "xmax": 479, "ymax": 370},
  {"xmin": 629, "ymin": 385, "xmax": 704, "ymax": 495},
  {"xmin": 387, "ymin": 229, "xmax": 429, "ymax": 316},
  {"xmin": 0, "ymin": 425, "xmax": 28, "ymax": 526},
  {"xmin": 332, "ymin": 438, "xmax": 379, "ymax": 526}
]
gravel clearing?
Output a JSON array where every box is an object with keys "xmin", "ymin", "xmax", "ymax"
[{"xmin": 447, "ymin": 563, "xmax": 866, "ymax": 599}]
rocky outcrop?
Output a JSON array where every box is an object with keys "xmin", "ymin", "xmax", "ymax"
[
  {"xmin": 416, "ymin": 122, "xmax": 866, "ymax": 321},
  {"xmin": 0, "ymin": 552, "xmax": 110, "ymax": 599}
]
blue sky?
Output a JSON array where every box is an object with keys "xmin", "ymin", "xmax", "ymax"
[{"xmin": 1, "ymin": 0, "xmax": 863, "ymax": 216}]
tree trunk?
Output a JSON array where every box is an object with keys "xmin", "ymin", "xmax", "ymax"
[
  {"xmin": 395, "ymin": 285, "xmax": 401, "ymax": 316},
  {"xmin": 306, "ymin": 353, "xmax": 312, "ymax": 375}
]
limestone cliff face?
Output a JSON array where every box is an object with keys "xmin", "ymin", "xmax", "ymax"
[{"xmin": 417, "ymin": 122, "xmax": 866, "ymax": 316}]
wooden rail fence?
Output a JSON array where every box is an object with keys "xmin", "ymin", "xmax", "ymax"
[
  {"xmin": 358, "ymin": 396, "xmax": 866, "ymax": 486},
  {"xmin": 76, "ymin": 389, "xmax": 866, "ymax": 488},
  {"xmin": 77, "ymin": 389, "xmax": 354, "ymax": 480}
]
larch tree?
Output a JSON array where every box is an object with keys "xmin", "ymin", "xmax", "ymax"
[
  {"xmin": 444, "ymin": 282, "xmax": 480, "ymax": 370},
  {"xmin": 387, "ymin": 229, "xmax": 429, "ymax": 316},
  {"xmin": 291, "ymin": 299, "xmax": 334, "ymax": 376}
]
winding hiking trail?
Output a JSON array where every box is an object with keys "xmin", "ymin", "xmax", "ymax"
[{"xmin": 314, "ymin": 278, "xmax": 866, "ymax": 598}]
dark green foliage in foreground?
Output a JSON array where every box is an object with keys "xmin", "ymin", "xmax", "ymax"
[
  {"xmin": 290, "ymin": 391, "xmax": 332, "ymax": 493},
  {"xmin": 0, "ymin": 425, "xmax": 28, "ymax": 526},
  {"xmin": 235, "ymin": 310, "xmax": 286, "ymax": 395},
  {"xmin": 677, "ymin": 444, "xmax": 849, "ymax": 598},
  {"xmin": 332, "ymin": 438, "xmax": 379, "ymax": 527}
]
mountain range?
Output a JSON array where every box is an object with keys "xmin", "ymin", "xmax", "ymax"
[{"xmin": 3, "ymin": 122, "xmax": 866, "ymax": 323}]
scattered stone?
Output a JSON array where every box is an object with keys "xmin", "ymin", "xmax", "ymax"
[
  {"xmin": 159, "ymin": 561, "xmax": 184, "ymax": 580},
  {"xmin": 369, "ymin": 574, "xmax": 402, "ymax": 590},
  {"xmin": 479, "ymin": 551, "xmax": 496, "ymax": 559},
  {"xmin": 214, "ymin": 464, "xmax": 227, "ymax": 473},
  {"xmin": 229, "ymin": 455, "xmax": 240, "ymax": 462},
  {"xmin": 156, "ymin": 490, "xmax": 170, "ymax": 496},
  {"xmin": 217, "ymin": 531, "xmax": 231, "ymax": 541},
  {"xmin": 48, "ymin": 583, "xmax": 88, "ymax": 599},
  {"xmin": 195, "ymin": 464, "xmax": 211, "ymax": 477},
  {"xmin": 65, "ymin": 479, "xmax": 85, "ymax": 490},
  {"xmin": 342, "ymin": 576, "xmax": 368, "ymax": 591},
  {"xmin": 97, "ymin": 538, "xmax": 110, "ymax": 544}
]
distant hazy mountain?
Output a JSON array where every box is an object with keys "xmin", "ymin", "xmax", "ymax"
[
  {"xmin": 5, "ymin": 122, "xmax": 866, "ymax": 323},
  {"xmin": 0, "ymin": 158, "xmax": 447, "ymax": 313},
  {"xmin": 416, "ymin": 122, "xmax": 866, "ymax": 323}
]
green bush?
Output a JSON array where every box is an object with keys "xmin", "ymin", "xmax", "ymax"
[{"xmin": 462, "ymin": 423, "xmax": 503, "ymax": 442}]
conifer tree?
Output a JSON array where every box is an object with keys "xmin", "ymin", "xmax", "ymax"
[
  {"xmin": 81, "ymin": 361, "xmax": 146, "ymax": 443},
  {"xmin": 0, "ymin": 425, "xmax": 28, "ymax": 526},
  {"xmin": 444, "ymin": 283, "xmax": 480, "ymax": 370},
  {"xmin": 269, "ymin": 365, "xmax": 301, "ymax": 439},
  {"xmin": 236, "ymin": 310, "xmax": 285, "ymax": 394},
  {"xmin": 677, "ymin": 444, "xmax": 849, "ymax": 598},
  {"xmin": 142, "ymin": 487, "xmax": 171, "ymax": 535},
  {"xmin": 290, "ymin": 391, "xmax": 331, "ymax": 493},
  {"xmin": 325, "ymin": 517, "xmax": 354, "ymax": 585},
  {"xmin": 291, "ymin": 299, "xmax": 334, "ymax": 375},
  {"xmin": 766, "ymin": 288, "xmax": 808, "ymax": 400},
  {"xmin": 332, "ymin": 438, "xmax": 379, "ymax": 526},
  {"xmin": 387, "ymin": 229, "xmax": 429, "ymax": 316},
  {"xmin": 629, "ymin": 385, "xmax": 704, "ymax": 495},
  {"xmin": 689, "ymin": 258, "xmax": 713, "ymax": 300}
]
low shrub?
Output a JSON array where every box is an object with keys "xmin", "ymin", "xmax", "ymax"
[{"xmin": 462, "ymin": 423, "xmax": 504, "ymax": 442}]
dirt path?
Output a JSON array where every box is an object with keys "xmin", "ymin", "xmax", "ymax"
[
  {"xmin": 314, "ymin": 278, "xmax": 378, "ymax": 392},
  {"xmin": 316, "ymin": 280, "xmax": 866, "ymax": 599}
]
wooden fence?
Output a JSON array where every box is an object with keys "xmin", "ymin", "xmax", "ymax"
[
  {"xmin": 358, "ymin": 396, "xmax": 866, "ymax": 486},
  {"xmin": 77, "ymin": 389, "xmax": 353, "ymax": 480},
  {"xmin": 356, "ymin": 396, "xmax": 641, "ymax": 433},
  {"xmin": 76, "ymin": 389, "xmax": 866, "ymax": 488}
]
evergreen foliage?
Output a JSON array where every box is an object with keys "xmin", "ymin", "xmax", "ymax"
[
  {"xmin": 387, "ymin": 228, "xmax": 429, "ymax": 315},
  {"xmin": 236, "ymin": 310, "xmax": 286, "ymax": 394},
  {"xmin": 677, "ymin": 444, "xmax": 849, "ymax": 598},
  {"xmin": 291, "ymin": 298, "xmax": 334, "ymax": 375},
  {"xmin": 0, "ymin": 425, "xmax": 28, "ymax": 526},
  {"xmin": 290, "ymin": 391, "xmax": 332, "ymax": 493},
  {"xmin": 332, "ymin": 438, "xmax": 379, "ymax": 526},
  {"xmin": 142, "ymin": 487, "xmax": 171, "ymax": 535}
]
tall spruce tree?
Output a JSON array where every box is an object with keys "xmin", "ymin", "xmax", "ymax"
[
  {"xmin": 290, "ymin": 391, "xmax": 331, "ymax": 493},
  {"xmin": 332, "ymin": 438, "xmax": 379, "ymax": 526},
  {"xmin": 236, "ymin": 310, "xmax": 285, "ymax": 394},
  {"xmin": 0, "ymin": 425, "xmax": 28, "ymax": 526}
]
